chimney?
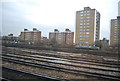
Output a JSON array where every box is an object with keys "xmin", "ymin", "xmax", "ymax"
[
  {"xmin": 24, "ymin": 29, "xmax": 28, "ymax": 31},
  {"xmin": 33, "ymin": 28, "xmax": 37, "ymax": 31},
  {"xmin": 54, "ymin": 29, "xmax": 59, "ymax": 32},
  {"xmin": 65, "ymin": 28, "xmax": 71, "ymax": 32},
  {"xmin": 84, "ymin": 7, "xmax": 91, "ymax": 10}
]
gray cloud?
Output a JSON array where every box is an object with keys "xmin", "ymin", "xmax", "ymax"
[
  {"xmin": 1, "ymin": 2, "xmax": 34, "ymax": 36},
  {"xmin": 1, "ymin": 2, "xmax": 74, "ymax": 37},
  {"xmin": 1, "ymin": 0, "xmax": 119, "ymax": 40}
]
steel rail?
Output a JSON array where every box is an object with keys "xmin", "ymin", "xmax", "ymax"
[
  {"xmin": 5, "ymin": 50, "xmax": 120, "ymax": 65},
  {"xmin": 2, "ymin": 66, "xmax": 69, "ymax": 81},
  {"xmin": 2, "ymin": 54, "xmax": 120, "ymax": 72},
  {"xmin": 2, "ymin": 52, "xmax": 120, "ymax": 68},
  {"xmin": 2, "ymin": 50, "xmax": 120, "ymax": 65},
  {"xmin": 0, "ymin": 77, "xmax": 11, "ymax": 81},
  {"xmin": 2, "ymin": 57, "xmax": 120, "ymax": 80}
]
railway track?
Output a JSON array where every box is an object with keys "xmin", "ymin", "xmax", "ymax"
[
  {"xmin": 2, "ymin": 47, "xmax": 120, "ymax": 80},
  {"xmin": 2, "ymin": 66, "xmax": 69, "ymax": 81},
  {"xmin": 2, "ymin": 54, "xmax": 120, "ymax": 72},
  {"xmin": 2, "ymin": 47, "xmax": 120, "ymax": 65},
  {"xmin": 0, "ymin": 77, "xmax": 11, "ymax": 81},
  {"xmin": 2, "ymin": 52, "xmax": 120, "ymax": 68},
  {"xmin": 2, "ymin": 56, "xmax": 120, "ymax": 80}
]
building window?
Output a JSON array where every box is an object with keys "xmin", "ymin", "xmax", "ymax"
[
  {"xmin": 80, "ymin": 32, "xmax": 83, "ymax": 34},
  {"xmin": 80, "ymin": 29, "xmax": 83, "ymax": 31},
  {"xmin": 80, "ymin": 41, "xmax": 84, "ymax": 43},
  {"xmin": 80, "ymin": 23, "xmax": 83, "ymax": 25},
  {"xmin": 86, "ymin": 32, "xmax": 89, "ymax": 34},
  {"xmin": 80, "ymin": 32, "xmax": 86, "ymax": 34},
  {"xmin": 86, "ymin": 17, "xmax": 90, "ymax": 19},
  {"xmin": 87, "ymin": 11, "xmax": 90, "ymax": 13},
  {"xmin": 80, "ymin": 26, "xmax": 83, "ymax": 28},
  {"xmin": 115, "ymin": 28, "xmax": 118, "ymax": 31},
  {"xmin": 87, "ymin": 13, "xmax": 90, "ymax": 15},
  {"xmin": 80, "ymin": 35, "xmax": 83, "ymax": 37},
  {"xmin": 115, "ymin": 26, "xmax": 118, "ymax": 28},
  {"xmin": 86, "ymin": 20, "xmax": 90, "ymax": 22},
  {"xmin": 80, "ymin": 38, "xmax": 83, "ymax": 40},
  {"xmin": 86, "ymin": 26, "xmax": 90, "ymax": 28},
  {"xmin": 114, "ymin": 36, "xmax": 117, "ymax": 38},
  {"xmin": 85, "ymin": 35, "xmax": 89, "ymax": 37},
  {"xmin": 80, "ymin": 11, "xmax": 83, "ymax": 13},
  {"xmin": 86, "ymin": 23, "xmax": 90, "ymax": 25},
  {"xmin": 115, "ymin": 24, "xmax": 118, "ymax": 26},
  {"xmin": 80, "ymin": 14, "xmax": 83, "ymax": 16},
  {"xmin": 86, "ymin": 38, "xmax": 89, "ymax": 40}
]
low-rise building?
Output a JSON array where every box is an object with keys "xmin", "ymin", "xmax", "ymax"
[
  {"xmin": 2, "ymin": 34, "xmax": 19, "ymax": 43},
  {"xmin": 19, "ymin": 28, "xmax": 41, "ymax": 44},
  {"xmin": 49, "ymin": 29, "xmax": 74, "ymax": 45}
]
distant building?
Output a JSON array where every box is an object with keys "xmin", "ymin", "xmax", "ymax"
[
  {"xmin": 41, "ymin": 37, "xmax": 47, "ymax": 41},
  {"xmin": 41, "ymin": 36, "xmax": 49, "ymax": 44},
  {"xmin": 8, "ymin": 33, "xmax": 13, "ymax": 37},
  {"xmin": 118, "ymin": 1, "xmax": 120, "ymax": 16},
  {"xmin": 117, "ymin": 16, "xmax": 120, "ymax": 49},
  {"xmin": 2, "ymin": 34, "xmax": 19, "ymax": 43},
  {"xmin": 110, "ymin": 1, "xmax": 120, "ymax": 48},
  {"xmin": 75, "ymin": 7, "xmax": 100, "ymax": 46},
  {"xmin": 100, "ymin": 38, "xmax": 109, "ymax": 50},
  {"xmin": 49, "ymin": 29, "xmax": 74, "ymax": 45},
  {"xmin": 110, "ymin": 18, "xmax": 120, "ymax": 48},
  {"xmin": 19, "ymin": 28, "xmax": 41, "ymax": 43}
]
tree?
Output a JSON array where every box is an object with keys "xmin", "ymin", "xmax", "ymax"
[
  {"xmin": 95, "ymin": 40, "xmax": 102, "ymax": 48},
  {"xmin": 49, "ymin": 38, "xmax": 58, "ymax": 47}
]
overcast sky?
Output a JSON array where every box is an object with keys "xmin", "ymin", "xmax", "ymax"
[{"xmin": 1, "ymin": 0, "xmax": 119, "ymax": 40}]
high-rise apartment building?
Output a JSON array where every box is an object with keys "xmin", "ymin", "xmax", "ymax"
[
  {"xmin": 75, "ymin": 7, "xmax": 100, "ymax": 46},
  {"xmin": 118, "ymin": 1, "xmax": 120, "ymax": 16},
  {"xmin": 110, "ymin": 1, "xmax": 120, "ymax": 48},
  {"xmin": 49, "ymin": 29, "xmax": 74, "ymax": 45},
  {"xmin": 118, "ymin": 16, "xmax": 120, "ymax": 48},
  {"xmin": 19, "ymin": 28, "xmax": 41, "ymax": 43},
  {"xmin": 110, "ymin": 18, "xmax": 120, "ymax": 47}
]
